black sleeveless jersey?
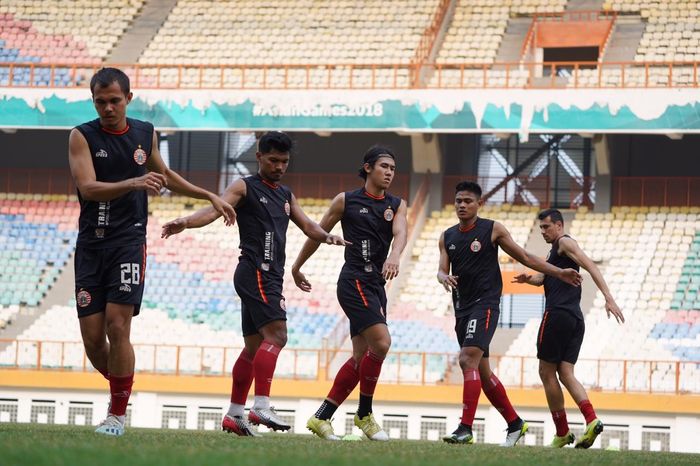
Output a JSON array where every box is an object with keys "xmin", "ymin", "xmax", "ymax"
[
  {"xmin": 75, "ymin": 118, "xmax": 153, "ymax": 249},
  {"xmin": 235, "ymin": 174, "xmax": 292, "ymax": 279},
  {"xmin": 339, "ymin": 188, "xmax": 401, "ymax": 283},
  {"xmin": 443, "ymin": 218, "xmax": 502, "ymax": 316},
  {"xmin": 544, "ymin": 235, "xmax": 583, "ymax": 320}
]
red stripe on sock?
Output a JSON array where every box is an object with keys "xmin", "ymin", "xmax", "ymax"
[
  {"xmin": 327, "ymin": 357, "xmax": 360, "ymax": 405},
  {"xmin": 578, "ymin": 400, "xmax": 597, "ymax": 425},
  {"xmin": 253, "ymin": 341, "xmax": 281, "ymax": 397},
  {"xmin": 108, "ymin": 374, "xmax": 133, "ymax": 416},
  {"xmin": 359, "ymin": 351, "xmax": 383, "ymax": 396},
  {"xmin": 551, "ymin": 409, "xmax": 569, "ymax": 437},
  {"xmin": 461, "ymin": 368, "xmax": 481, "ymax": 426},
  {"xmin": 481, "ymin": 373, "xmax": 518, "ymax": 423},
  {"xmin": 230, "ymin": 349, "xmax": 254, "ymax": 405}
]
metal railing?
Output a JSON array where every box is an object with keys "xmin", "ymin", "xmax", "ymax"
[
  {"xmin": 1, "ymin": 60, "xmax": 698, "ymax": 89},
  {"xmin": 1, "ymin": 339, "xmax": 697, "ymax": 394}
]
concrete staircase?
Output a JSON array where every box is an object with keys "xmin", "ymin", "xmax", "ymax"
[
  {"xmin": 602, "ymin": 16, "xmax": 645, "ymax": 62},
  {"xmin": 495, "ymin": 18, "xmax": 533, "ymax": 65},
  {"xmin": 106, "ymin": 0, "xmax": 179, "ymax": 63}
]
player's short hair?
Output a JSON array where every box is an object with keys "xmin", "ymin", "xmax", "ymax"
[
  {"xmin": 538, "ymin": 208, "xmax": 564, "ymax": 225},
  {"xmin": 358, "ymin": 145, "xmax": 396, "ymax": 179},
  {"xmin": 90, "ymin": 67, "xmax": 130, "ymax": 96},
  {"xmin": 455, "ymin": 181, "xmax": 482, "ymax": 198},
  {"xmin": 258, "ymin": 131, "xmax": 293, "ymax": 154}
]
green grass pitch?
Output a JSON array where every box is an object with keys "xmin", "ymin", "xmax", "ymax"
[{"xmin": 1, "ymin": 424, "xmax": 699, "ymax": 466}]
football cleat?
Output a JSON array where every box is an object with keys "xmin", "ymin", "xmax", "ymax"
[
  {"xmin": 575, "ymin": 419, "xmax": 603, "ymax": 449},
  {"xmin": 500, "ymin": 420, "xmax": 529, "ymax": 447},
  {"xmin": 95, "ymin": 414, "xmax": 124, "ymax": 436},
  {"xmin": 354, "ymin": 413, "xmax": 389, "ymax": 441},
  {"xmin": 248, "ymin": 407, "xmax": 291, "ymax": 431},
  {"xmin": 550, "ymin": 431, "xmax": 575, "ymax": 448},
  {"xmin": 306, "ymin": 416, "xmax": 341, "ymax": 440},
  {"xmin": 222, "ymin": 414, "xmax": 259, "ymax": 437},
  {"xmin": 442, "ymin": 424, "xmax": 474, "ymax": 444}
]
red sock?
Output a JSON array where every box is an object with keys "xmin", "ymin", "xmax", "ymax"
[
  {"xmin": 359, "ymin": 351, "xmax": 384, "ymax": 396},
  {"xmin": 108, "ymin": 374, "xmax": 133, "ymax": 416},
  {"xmin": 327, "ymin": 357, "xmax": 360, "ymax": 405},
  {"xmin": 551, "ymin": 409, "xmax": 569, "ymax": 436},
  {"xmin": 253, "ymin": 341, "xmax": 281, "ymax": 397},
  {"xmin": 460, "ymin": 368, "xmax": 481, "ymax": 426},
  {"xmin": 578, "ymin": 400, "xmax": 597, "ymax": 424},
  {"xmin": 230, "ymin": 349, "xmax": 254, "ymax": 405},
  {"xmin": 481, "ymin": 373, "xmax": 518, "ymax": 423}
]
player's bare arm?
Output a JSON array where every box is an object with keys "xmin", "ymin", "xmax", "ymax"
[
  {"xmin": 382, "ymin": 199, "xmax": 408, "ymax": 281},
  {"xmin": 289, "ymin": 193, "xmax": 349, "ymax": 246},
  {"xmin": 161, "ymin": 178, "xmax": 246, "ymax": 239},
  {"xmin": 492, "ymin": 221, "xmax": 582, "ymax": 287},
  {"xmin": 512, "ymin": 272, "xmax": 545, "ymax": 286},
  {"xmin": 558, "ymin": 236, "xmax": 625, "ymax": 324},
  {"xmin": 291, "ymin": 193, "xmax": 345, "ymax": 292},
  {"xmin": 146, "ymin": 131, "xmax": 235, "ymax": 225},
  {"xmin": 437, "ymin": 232, "xmax": 458, "ymax": 292},
  {"xmin": 69, "ymin": 128, "xmax": 166, "ymax": 201}
]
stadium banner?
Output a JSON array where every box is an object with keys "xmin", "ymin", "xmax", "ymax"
[{"xmin": 1, "ymin": 88, "xmax": 699, "ymax": 136}]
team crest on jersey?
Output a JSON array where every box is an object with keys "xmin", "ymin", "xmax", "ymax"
[
  {"xmin": 76, "ymin": 290, "xmax": 92, "ymax": 308},
  {"xmin": 284, "ymin": 200, "xmax": 290, "ymax": 216},
  {"xmin": 470, "ymin": 239, "xmax": 482, "ymax": 252},
  {"xmin": 95, "ymin": 149, "xmax": 108, "ymax": 158},
  {"xmin": 133, "ymin": 146, "xmax": 147, "ymax": 165},
  {"xmin": 383, "ymin": 207, "xmax": 394, "ymax": 221},
  {"xmin": 280, "ymin": 298, "xmax": 286, "ymax": 311}
]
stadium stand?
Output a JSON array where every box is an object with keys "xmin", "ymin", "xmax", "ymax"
[
  {"xmin": 499, "ymin": 206, "xmax": 700, "ymax": 393},
  {"xmin": 0, "ymin": 193, "xmax": 76, "ymax": 307},
  {"xmin": 0, "ymin": 0, "xmax": 143, "ymax": 86},
  {"xmin": 0, "ymin": 1, "xmax": 142, "ymax": 63},
  {"xmin": 136, "ymin": 0, "xmax": 439, "ymax": 88},
  {"xmin": 436, "ymin": 0, "xmax": 566, "ymax": 66},
  {"xmin": 604, "ymin": 0, "xmax": 700, "ymax": 63}
]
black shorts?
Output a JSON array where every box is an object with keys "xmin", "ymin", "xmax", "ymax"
[
  {"xmin": 454, "ymin": 304, "xmax": 500, "ymax": 357},
  {"xmin": 74, "ymin": 244, "xmax": 147, "ymax": 318},
  {"xmin": 234, "ymin": 260, "xmax": 286, "ymax": 337},
  {"xmin": 337, "ymin": 278, "xmax": 387, "ymax": 338},
  {"xmin": 537, "ymin": 310, "xmax": 585, "ymax": 364}
]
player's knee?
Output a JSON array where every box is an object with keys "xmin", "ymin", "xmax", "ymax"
[
  {"xmin": 82, "ymin": 335, "xmax": 106, "ymax": 355},
  {"xmin": 105, "ymin": 319, "xmax": 130, "ymax": 344},
  {"xmin": 557, "ymin": 370, "xmax": 575, "ymax": 386},
  {"xmin": 369, "ymin": 338, "xmax": 391, "ymax": 358},
  {"xmin": 459, "ymin": 354, "xmax": 478, "ymax": 371},
  {"xmin": 538, "ymin": 365, "xmax": 555, "ymax": 382},
  {"xmin": 268, "ymin": 330, "xmax": 287, "ymax": 348}
]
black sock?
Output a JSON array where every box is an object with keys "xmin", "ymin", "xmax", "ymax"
[
  {"xmin": 314, "ymin": 400, "xmax": 338, "ymax": 421},
  {"xmin": 507, "ymin": 417, "xmax": 523, "ymax": 433},
  {"xmin": 357, "ymin": 394, "xmax": 373, "ymax": 419},
  {"xmin": 455, "ymin": 423, "xmax": 472, "ymax": 435}
]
